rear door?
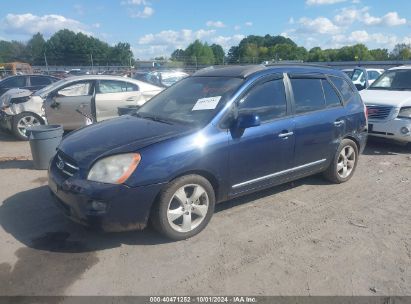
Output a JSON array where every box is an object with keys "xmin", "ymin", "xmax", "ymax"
[
  {"xmin": 289, "ymin": 74, "xmax": 347, "ymax": 172},
  {"xmin": 45, "ymin": 80, "xmax": 95, "ymax": 130},
  {"xmin": 95, "ymin": 80, "xmax": 143, "ymax": 121}
]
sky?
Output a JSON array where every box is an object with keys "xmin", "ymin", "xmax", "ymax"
[{"xmin": 0, "ymin": 0, "xmax": 411, "ymax": 59}]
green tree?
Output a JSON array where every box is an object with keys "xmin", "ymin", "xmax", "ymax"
[
  {"xmin": 210, "ymin": 44, "xmax": 225, "ymax": 64},
  {"xmin": 390, "ymin": 44, "xmax": 411, "ymax": 60},
  {"xmin": 170, "ymin": 49, "xmax": 185, "ymax": 61},
  {"xmin": 26, "ymin": 33, "xmax": 46, "ymax": 65},
  {"xmin": 184, "ymin": 40, "xmax": 215, "ymax": 65},
  {"xmin": 369, "ymin": 48, "xmax": 389, "ymax": 61}
]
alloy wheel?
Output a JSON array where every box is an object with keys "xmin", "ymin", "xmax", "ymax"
[
  {"xmin": 17, "ymin": 115, "xmax": 41, "ymax": 137},
  {"xmin": 337, "ymin": 145, "xmax": 356, "ymax": 179},
  {"xmin": 167, "ymin": 184, "xmax": 209, "ymax": 233}
]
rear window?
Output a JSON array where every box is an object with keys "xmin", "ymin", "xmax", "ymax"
[{"xmin": 329, "ymin": 76, "xmax": 355, "ymax": 103}]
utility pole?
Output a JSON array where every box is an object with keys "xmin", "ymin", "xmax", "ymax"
[
  {"xmin": 44, "ymin": 52, "xmax": 49, "ymax": 75},
  {"xmin": 90, "ymin": 53, "xmax": 94, "ymax": 74}
]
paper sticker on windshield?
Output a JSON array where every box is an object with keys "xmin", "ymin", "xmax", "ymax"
[{"xmin": 192, "ymin": 96, "xmax": 222, "ymax": 111}]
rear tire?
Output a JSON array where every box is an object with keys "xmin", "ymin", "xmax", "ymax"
[
  {"xmin": 323, "ymin": 139, "xmax": 359, "ymax": 184},
  {"xmin": 12, "ymin": 112, "xmax": 44, "ymax": 141},
  {"xmin": 151, "ymin": 175, "xmax": 215, "ymax": 240}
]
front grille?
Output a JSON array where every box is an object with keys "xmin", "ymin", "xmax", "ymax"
[
  {"xmin": 55, "ymin": 152, "xmax": 79, "ymax": 178},
  {"xmin": 366, "ymin": 105, "xmax": 393, "ymax": 120}
]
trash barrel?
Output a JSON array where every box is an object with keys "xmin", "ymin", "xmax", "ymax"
[
  {"xmin": 27, "ymin": 125, "xmax": 64, "ymax": 170},
  {"xmin": 118, "ymin": 105, "xmax": 139, "ymax": 116}
]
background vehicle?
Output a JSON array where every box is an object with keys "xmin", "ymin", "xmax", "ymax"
[
  {"xmin": 48, "ymin": 65, "xmax": 367, "ymax": 240},
  {"xmin": 0, "ymin": 74, "xmax": 60, "ymax": 96},
  {"xmin": 0, "ymin": 62, "xmax": 32, "ymax": 78},
  {"xmin": 361, "ymin": 66, "xmax": 411, "ymax": 143},
  {"xmin": 351, "ymin": 67, "xmax": 384, "ymax": 91},
  {"xmin": 0, "ymin": 75, "xmax": 162, "ymax": 140},
  {"xmin": 342, "ymin": 68, "xmax": 354, "ymax": 78},
  {"xmin": 133, "ymin": 70, "xmax": 189, "ymax": 88}
]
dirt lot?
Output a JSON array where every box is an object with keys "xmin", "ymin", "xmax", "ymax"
[{"xmin": 0, "ymin": 129, "xmax": 410, "ymax": 296}]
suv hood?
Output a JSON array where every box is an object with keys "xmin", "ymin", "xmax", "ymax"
[
  {"xmin": 59, "ymin": 115, "xmax": 193, "ymax": 168},
  {"xmin": 360, "ymin": 89, "xmax": 411, "ymax": 107}
]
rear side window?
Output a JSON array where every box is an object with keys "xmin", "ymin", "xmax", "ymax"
[
  {"xmin": 322, "ymin": 80, "xmax": 342, "ymax": 108},
  {"xmin": 329, "ymin": 76, "xmax": 355, "ymax": 103},
  {"xmin": 291, "ymin": 78, "xmax": 325, "ymax": 114},
  {"xmin": 30, "ymin": 76, "xmax": 52, "ymax": 86},
  {"xmin": 126, "ymin": 82, "xmax": 139, "ymax": 92},
  {"xmin": 1, "ymin": 76, "xmax": 26, "ymax": 88},
  {"xmin": 238, "ymin": 79, "xmax": 287, "ymax": 122},
  {"xmin": 98, "ymin": 80, "xmax": 128, "ymax": 94}
]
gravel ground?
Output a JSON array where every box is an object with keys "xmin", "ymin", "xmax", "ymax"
[{"xmin": 0, "ymin": 129, "xmax": 410, "ymax": 296}]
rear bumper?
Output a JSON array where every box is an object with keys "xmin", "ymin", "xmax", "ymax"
[
  {"xmin": 48, "ymin": 159, "xmax": 165, "ymax": 232},
  {"xmin": 368, "ymin": 118, "xmax": 411, "ymax": 143}
]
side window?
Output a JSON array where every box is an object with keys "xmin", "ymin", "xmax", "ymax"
[
  {"xmin": 126, "ymin": 82, "xmax": 139, "ymax": 92},
  {"xmin": 238, "ymin": 79, "xmax": 287, "ymax": 122},
  {"xmin": 30, "ymin": 76, "xmax": 52, "ymax": 86},
  {"xmin": 291, "ymin": 78, "xmax": 325, "ymax": 114},
  {"xmin": 368, "ymin": 71, "xmax": 380, "ymax": 81},
  {"xmin": 329, "ymin": 76, "xmax": 355, "ymax": 103},
  {"xmin": 2, "ymin": 76, "xmax": 26, "ymax": 88},
  {"xmin": 57, "ymin": 81, "xmax": 92, "ymax": 97},
  {"xmin": 322, "ymin": 80, "xmax": 342, "ymax": 108},
  {"xmin": 98, "ymin": 80, "xmax": 128, "ymax": 94}
]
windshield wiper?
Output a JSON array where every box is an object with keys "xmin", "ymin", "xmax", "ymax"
[{"xmin": 133, "ymin": 113, "xmax": 174, "ymax": 125}]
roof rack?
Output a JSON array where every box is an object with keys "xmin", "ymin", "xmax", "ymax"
[{"xmin": 265, "ymin": 62, "xmax": 335, "ymax": 70}]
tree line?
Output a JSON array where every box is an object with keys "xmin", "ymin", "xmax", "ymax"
[
  {"xmin": 1, "ymin": 30, "xmax": 411, "ymax": 67},
  {"xmin": 0, "ymin": 29, "xmax": 134, "ymax": 66},
  {"xmin": 170, "ymin": 34, "xmax": 411, "ymax": 65}
]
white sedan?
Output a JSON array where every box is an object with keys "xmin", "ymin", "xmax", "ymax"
[{"xmin": 0, "ymin": 75, "xmax": 163, "ymax": 140}]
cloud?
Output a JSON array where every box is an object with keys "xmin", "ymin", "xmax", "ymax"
[
  {"xmin": 1, "ymin": 13, "xmax": 90, "ymax": 37},
  {"xmin": 206, "ymin": 20, "xmax": 225, "ymax": 28},
  {"xmin": 334, "ymin": 7, "xmax": 406, "ymax": 27},
  {"xmin": 363, "ymin": 11, "xmax": 406, "ymax": 26},
  {"xmin": 234, "ymin": 25, "xmax": 241, "ymax": 31},
  {"xmin": 245, "ymin": 21, "xmax": 253, "ymax": 27},
  {"xmin": 306, "ymin": 0, "xmax": 347, "ymax": 5},
  {"xmin": 136, "ymin": 29, "xmax": 244, "ymax": 59},
  {"xmin": 331, "ymin": 30, "xmax": 399, "ymax": 48},
  {"xmin": 296, "ymin": 17, "xmax": 340, "ymax": 34},
  {"xmin": 73, "ymin": 4, "xmax": 85, "ymax": 15},
  {"xmin": 121, "ymin": 0, "xmax": 148, "ymax": 5},
  {"xmin": 130, "ymin": 6, "xmax": 154, "ymax": 18},
  {"xmin": 121, "ymin": 0, "xmax": 154, "ymax": 18}
]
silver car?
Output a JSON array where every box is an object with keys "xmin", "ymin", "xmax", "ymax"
[{"xmin": 0, "ymin": 75, "xmax": 163, "ymax": 140}]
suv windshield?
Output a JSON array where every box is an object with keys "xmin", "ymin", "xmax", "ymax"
[
  {"xmin": 135, "ymin": 76, "xmax": 243, "ymax": 127},
  {"xmin": 369, "ymin": 69, "xmax": 411, "ymax": 91}
]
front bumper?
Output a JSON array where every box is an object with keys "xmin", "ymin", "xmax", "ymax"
[
  {"xmin": 368, "ymin": 118, "xmax": 411, "ymax": 143},
  {"xmin": 48, "ymin": 156, "xmax": 165, "ymax": 232}
]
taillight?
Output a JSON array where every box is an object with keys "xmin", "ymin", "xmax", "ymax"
[{"xmin": 363, "ymin": 103, "xmax": 368, "ymax": 124}]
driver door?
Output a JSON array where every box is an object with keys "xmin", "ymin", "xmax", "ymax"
[
  {"xmin": 45, "ymin": 80, "xmax": 95, "ymax": 130},
  {"xmin": 228, "ymin": 75, "xmax": 295, "ymax": 195}
]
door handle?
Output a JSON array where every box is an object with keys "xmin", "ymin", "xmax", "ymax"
[
  {"xmin": 126, "ymin": 97, "xmax": 135, "ymax": 101},
  {"xmin": 334, "ymin": 120, "xmax": 345, "ymax": 127},
  {"xmin": 278, "ymin": 131, "xmax": 294, "ymax": 138}
]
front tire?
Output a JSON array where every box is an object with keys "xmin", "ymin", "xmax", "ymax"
[
  {"xmin": 323, "ymin": 139, "xmax": 359, "ymax": 184},
  {"xmin": 151, "ymin": 175, "xmax": 215, "ymax": 240},
  {"xmin": 12, "ymin": 112, "xmax": 44, "ymax": 141}
]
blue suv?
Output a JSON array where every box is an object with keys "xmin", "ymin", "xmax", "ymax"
[{"xmin": 48, "ymin": 65, "xmax": 367, "ymax": 240}]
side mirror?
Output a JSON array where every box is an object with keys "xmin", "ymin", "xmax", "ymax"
[
  {"xmin": 237, "ymin": 113, "xmax": 261, "ymax": 129},
  {"xmin": 355, "ymin": 83, "xmax": 366, "ymax": 91},
  {"xmin": 50, "ymin": 95, "xmax": 60, "ymax": 109}
]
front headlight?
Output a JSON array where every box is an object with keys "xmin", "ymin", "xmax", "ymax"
[
  {"xmin": 88, "ymin": 153, "xmax": 141, "ymax": 184},
  {"xmin": 398, "ymin": 107, "xmax": 411, "ymax": 119}
]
